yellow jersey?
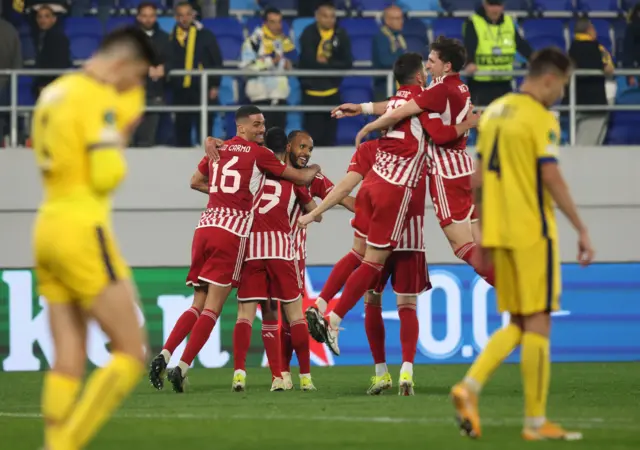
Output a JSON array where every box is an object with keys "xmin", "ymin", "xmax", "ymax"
[
  {"xmin": 117, "ymin": 85, "xmax": 145, "ymax": 142},
  {"xmin": 476, "ymin": 92, "xmax": 561, "ymax": 249},
  {"xmin": 32, "ymin": 73, "xmax": 128, "ymax": 224}
]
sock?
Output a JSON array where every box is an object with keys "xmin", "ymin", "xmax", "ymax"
[
  {"xmin": 332, "ymin": 261, "xmax": 384, "ymax": 320},
  {"xmin": 233, "ymin": 319, "xmax": 252, "ymax": 372},
  {"xmin": 456, "ymin": 242, "xmax": 495, "ymax": 286},
  {"xmin": 62, "ymin": 352, "xmax": 143, "ymax": 448},
  {"xmin": 162, "ymin": 306, "xmax": 201, "ymax": 355},
  {"xmin": 280, "ymin": 321, "xmax": 293, "ymax": 373},
  {"xmin": 364, "ymin": 303, "xmax": 386, "ymax": 364},
  {"xmin": 375, "ymin": 363, "xmax": 388, "ymax": 377},
  {"xmin": 179, "ymin": 309, "xmax": 218, "ymax": 368},
  {"xmin": 319, "ymin": 250, "xmax": 363, "ymax": 304},
  {"xmin": 401, "ymin": 361, "xmax": 413, "ymax": 376},
  {"xmin": 398, "ymin": 304, "xmax": 419, "ymax": 365},
  {"xmin": 315, "ymin": 298, "xmax": 328, "ymax": 314},
  {"xmin": 290, "ymin": 319, "xmax": 310, "ymax": 375},
  {"xmin": 465, "ymin": 324, "xmax": 522, "ymax": 392},
  {"xmin": 42, "ymin": 371, "xmax": 81, "ymax": 446},
  {"xmin": 521, "ymin": 332, "xmax": 550, "ymax": 421},
  {"xmin": 262, "ymin": 320, "xmax": 282, "ymax": 379}
]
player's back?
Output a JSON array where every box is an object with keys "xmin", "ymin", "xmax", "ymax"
[
  {"xmin": 32, "ymin": 73, "xmax": 122, "ymax": 223},
  {"xmin": 478, "ymin": 93, "xmax": 560, "ymax": 249}
]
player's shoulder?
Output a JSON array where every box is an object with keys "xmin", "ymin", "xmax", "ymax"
[{"xmin": 360, "ymin": 139, "xmax": 379, "ymax": 152}]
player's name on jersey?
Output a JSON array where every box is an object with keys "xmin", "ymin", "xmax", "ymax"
[{"xmin": 221, "ymin": 144, "xmax": 252, "ymax": 153}]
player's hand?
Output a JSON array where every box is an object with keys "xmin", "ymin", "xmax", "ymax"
[
  {"xmin": 307, "ymin": 163, "xmax": 321, "ymax": 174},
  {"xmin": 205, "ymin": 137, "xmax": 222, "ymax": 162},
  {"xmin": 472, "ymin": 245, "xmax": 493, "ymax": 276},
  {"xmin": 466, "ymin": 110, "xmax": 481, "ymax": 128},
  {"xmin": 298, "ymin": 213, "xmax": 315, "ymax": 229},
  {"xmin": 577, "ymin": 229, "xmax": 595, "ymax": 267},
  {"xmin": 331, "ymin": 103, "xmax": 362, "ymax": 118}
]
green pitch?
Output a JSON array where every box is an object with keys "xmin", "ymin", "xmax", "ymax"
[{"xmin": 0, "ymin": 363, "xmax": 638, "ymax": 449}]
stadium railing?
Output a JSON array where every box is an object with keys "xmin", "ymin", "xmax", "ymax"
[{"xmin": 1, "ymin": 68, "xmax": 639, "ymax": 147}]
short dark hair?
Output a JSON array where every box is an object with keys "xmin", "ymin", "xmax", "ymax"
[
  {"xmin": 137, "ymin": 2, "xmax": 157, "ymax": 14},
  {"xmin": 99, "ymin": 26, "xmax": 156, "ymax": 65},
  {"xmin": 574, "ymin": 17, "xmax": 591, "ymax": 35},
  {"xmin": 36, "ymin": 5, "xmax": 55, "ymax": 15},
  {"xmin": 529, "ymin": 47, "xmax": 573, "ymax": 78},
  {"xmin": 316, "ymin": 1, "xmax": 335, "ymax": 11},
  {"xmin": 265, "ymin": 127, "xmax": 288, "ymax": 154},
  {"xmin": 235, "ymin": 105, "xmax": 263, "ymax": 121},
  {"xmin": 263, "ymin": 6, "xmax": 281, "ymax": 19},
  {"xmin": 287, "ymin": 130, "xmax": 309, "ymax": 143},
  {"xmin": 430, "ymin": 36, "xmax": 467, "ymax": 73},
  {"xmin": 174, "ymin": 1, "xmax": 192, "ymax": 11},
  {"xmin": 393, "ymin": 52, "xmax": 424, "ymax": 85}
]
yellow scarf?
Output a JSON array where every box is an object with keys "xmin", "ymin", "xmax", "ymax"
[
  {"xmin": 574, "ymin": 33, "xmax": 613, "ymax": 68},
  {"xmin": 13, "ymin": 0, "xmax": 24, "ymax": 13},
  {"xmin": 175, "ymin": 26, "xmax": 198, "ymax": 88},
  {"xmin": 261, "ymin": 25, "xmax": 295, "ymax": 55},
  {"xmin": 317, "ymin": 27, "xmax": 335, "ymax": 60},
  {"xmin": 381, "ymin": 26, "xmax": 407, "ymax": 53}
]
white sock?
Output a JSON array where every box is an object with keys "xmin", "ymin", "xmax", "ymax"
[
  {"xmin": 328, "ymin": 311, "xmax": 342, "ymax": 328},
  {"xmin": 315, "ymin": 298, "xmax": 328, "ymax": 315},
  {"xmin": 463, "ymin": 376, "xmax": 482, "ymax": 394},
  {"xmin": 177, "ymin": 361, "xmax": 189, "ymax": 375},
  {"xmin": 400, "ymin": 362, "xmax": 413, "ymax": 376},
  {"xmin": 375, "ymin": 363, "xmax": 388, "ymax": 377},
  {"xmin": 160, "ymin": 349, "xmax": 171, "ymax": 364},
  {"xmin": 525, "ymin": 417, "xmax": 546, "ymax": 429},
  {"xmin": 234, "ymin": 369, "xmax": 246, "ymax": 377},
  {"xmin": 299, "ymin": 373, "xmax": 311, "ymax": 379}
]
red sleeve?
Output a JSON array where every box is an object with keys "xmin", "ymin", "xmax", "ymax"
[
  {"xmin": 255, "ymin": 145, "xmax": 287, "ymax": 176},
  {"xmin": 310, "ymin": 174, "xmax": 335, "ymax": 199},
  {"xmin": 197, "ymin": 156, "xmax": 209, "ymax": 177},
  {"xmin": 294, "ymin": 184, "xmax": 313, "ymax": 205},
  {"xmin": 347, "ymin": 142, "xmax": 373, "ymax": 177},
  {"xmin": 414, "ymin": 84, "xmax": 448, "ymax": 113},
  {"xmin": 419, "ymin": 111, "xmax": 458, "ymax": 145}
]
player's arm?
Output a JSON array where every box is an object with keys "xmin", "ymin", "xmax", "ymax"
[
  {"xmin": 257, "ymin": 146, "xmax": 321, "ymax": 185},
  {"xmin": 355, "ymin": 99, "xmax": 423, "ymax": 145},
  {"xmin": 303, "ymin": 199, "xmax": 323, "ymax": 223},
  {"xmin": 331, "ymin": 101, "xmax": 387, "ymax": 118},
  {"xmin": 420, "ymin": 109, "xmax": 480, "ymax": 145},
  {"xmin": 190, "ymin": 169, "xmax": 209, "ymax": 194},
  {"xmin": 298, "ymin": 171, "xmax": 363, "ymax": 227},
  {"xmin": 85, "ymin": 104, "xmax": 126, "ymax": 194},
  {"xmin": 340, "ymin": 196, "xmax": 356, "ymax": 212},
  {"xmin": 295, "ymin": 185, "xmax": 323, "ymax": 223},
  {"xmin": 279, "ymin": 164, "xmax": 322, "ymax": 186}
]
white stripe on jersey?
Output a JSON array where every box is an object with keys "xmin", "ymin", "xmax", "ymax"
[
  {"xmin": 427, "ymin": 141, "xmax": 474, "ymax": 178},
  {"xmin": 197, "ymin": 208, "xmax": 254, "ymax": 237},
  {"xmin": 396, "ymin": 215, "xmax": 425, "ymax": 251},
  {"xmin": 246, "ymin": 231, "xmax": 295, "ymax": 260}
]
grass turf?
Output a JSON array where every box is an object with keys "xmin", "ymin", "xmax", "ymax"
[{"xmin": 0, "ymin": 363, "xmax": 638, "ymax": 449}]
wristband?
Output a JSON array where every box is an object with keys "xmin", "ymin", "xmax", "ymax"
[{"xmin": 360, "ymin": 102, "xmax": 374, "ymax": 116}]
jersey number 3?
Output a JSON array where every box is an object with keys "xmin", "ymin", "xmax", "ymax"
[{"xmin": 488, "ymin": 132, "xmax": 501, "ymax": 177}]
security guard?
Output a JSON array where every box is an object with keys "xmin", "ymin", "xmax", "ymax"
[{"xmin": 463, "ymin": 0, "xmax": 533, "ymax": 107}]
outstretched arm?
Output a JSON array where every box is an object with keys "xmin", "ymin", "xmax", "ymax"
[
  {"xmin": 331, "ymin": 101, "xmax": 388, "ymax": 118},
  {"xmin": 280, "ymin": 164, "xmax": 322, "ymax": 185},
  {"xmin": 190, "ymin": 169, "xmax": 209, "ymax": 194},
  {"xmin": 340, "ymin": 195, "xmax": 356, "ymax": 212},
  {"xmin": 298, "ymin": 172, "xmax": 363, "ymax": 227}
]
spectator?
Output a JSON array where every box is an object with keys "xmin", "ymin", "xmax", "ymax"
[
  {"xmin": 298, "ymin": 0, "xmax": 329, "ymax": 17},
  {"xmin": 372, "ymin": 5, "xmax": 407, "ymax": 101},
  {"xmin": 168, "ymin": 1, "xmax": 223, "ymax": 147},
  {"xmin": 463, "ymin": 0, "xmax": 533, "ymax": 107},
  {"xmin": 623, "ymin": 4, "xmax": 640, "ymax": 87},
  {"xmin": 240, "ymin": 7, "xmax": 296, "ymax": 130},
  {"xmin": 134, "ymin": 2, "xmax": 170, "ymax": 147},
  {"xmin": 31, "ymin": 5, "xmax": 71, "ymax": 100},
  {"xmin": 298, "ymin": 1, "xmax": 352, "ymax": 146},
  {"xmin": 569, "ymin": 17, "xmax": 614, "ymax": 146},
  {"xmin": 0, "ymin": 17, "xmax": 21, "ymax": 143}
]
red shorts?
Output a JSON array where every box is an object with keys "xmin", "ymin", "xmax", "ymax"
[
  {"xmin": 351, "ymin": 173, "xmax": 412, "ymax": 249},
  {"xmin": 373, "ymin": 251, "xmax": 431, "ymax": 296},
  {"xmin": 237, "ymin": 258, "xmax": 302, "ymax": 302},
  {"xmin": 295, "ymin": 257, "xmax": 306, "ymax": 292},
  {"xmin": 429, "ymin": 173, "xmax": 478, "ymax": 228},
  {"xmin": 185, "ymin": 227, "xmax": 246, "ymax": 288}
]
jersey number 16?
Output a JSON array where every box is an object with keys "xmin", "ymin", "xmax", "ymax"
[{"xmin": 210, "ymin": 156, "xmax": 241, "ymax": 194}]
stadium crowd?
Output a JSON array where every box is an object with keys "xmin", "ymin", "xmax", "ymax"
[{"xmin": 1, "ymin": 0, "xmax": 640, "ymax": 146}]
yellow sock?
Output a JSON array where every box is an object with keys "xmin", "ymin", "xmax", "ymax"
[
  {"xmin": 42, "ymin": 372, "xmax": 81, "ymax": 447},
  {"xmin": 61, "ymin": 352, "xmax": 143, "ymax": 448},
  {"xmin": 465, "ymin": 324, "xmax": 522, "ymax": 391},
  {"xmin": 521, "ymin": 332, "xmax": 550, "ymax": 420}
]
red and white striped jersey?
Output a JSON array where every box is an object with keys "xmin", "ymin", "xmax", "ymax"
[
  {"xmin": 373, "ymin": 85, "xmax": 429, "ymax": 188},
  {"xmin": 350, "ymin": 139, "xmax": 426, "ymax": 252},
  {"xmin": 196, "ymin": 136, "xmax": 287, "ymax": 237},
  {"xmin": 417, "ymin": 74, "xmax": 474, "ymax": 179},
  {"xmin": 290, "ymin": 173, "xmax": 335, "ymax": 260},
  {"xmin": 246, "ymin": 176, "xmax": 313, "ymax": 260}
]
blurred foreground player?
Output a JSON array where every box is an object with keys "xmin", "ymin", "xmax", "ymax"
[
  {"xmin": 232, "ymin": 127, "xmax": 319, "ymax": 392},
  {"xmin": 32, "ymin": 27, "xmax": 155, "ymax": 450},
  {"xmin": 451, "ymin": 48, "xmax": 594, "ymax": 441}
]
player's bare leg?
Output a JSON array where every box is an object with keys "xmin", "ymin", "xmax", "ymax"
[
  {"xmin": 443, "ymin": 221, "xmax": 494, "ymax": 285},
  {"xmin": 520, "ymin": 313, "xmax": 582, "ymax": 441},
  {"xmin": 282, "ymin": 297, "xmax": 315, "ymax": 391},
  {"xmin": 364, "ymin": 292, "xmax": 392, "ymax": 395},
  {"xmin": 396, "ymin": 294, "xmax": 418, "ymax": 396},
  {"xmin": 50, "ymin": 280, "xmax": 147, "ymax": 450},
  {"xmin": 168, "ymin": 284, "xmax": 230, "ymax": 393},
  {"xmin": 451, "ymin": 315, "xmax": 523, "ymax": 439},
  {"xmin": 149, "ymin": 285, "xmax": 207, "ymax": 390}
]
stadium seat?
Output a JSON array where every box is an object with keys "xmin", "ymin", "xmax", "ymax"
[
  {"xmin": 431, "ymin": 18, "xmax": 465, "ymax": 42},
  {"xmin": 612, "ymin": 19, "xmax": 626, "ymax": 62},
  {"xmin": 105, "ymin": 16, "xmax": 135, "ymax": 33},
  {"xmin": 18, "ymin": 76, "xmax": 35, "ymax": 106},
  {"xmin": 532, "ymin": 0, "xmax": 574, "ymax": 10},
  {"xmin": 398, "ymin": 0, "xmax": 442, "ymax": 11},
  {"xmin": 522, "ymin": 19, "xmax": 567, "ymax": 50},
  {"xmin": 403, "ymin": 18, "xmax": 428, "ymax": 53},
  {"xmin": 350, "ymin": 0, "xmax": 393, "ymax": 10},
  {"xmin": 259, "ymin": 0, "xmax": 297, "ymax": 9},
  {"xmin": 340, "ymin": 76, "xmax": 373, "ymax": 104},
  {"xmin": 292, "ymin": 18, "xmax": 315, "ymax": 49},
  {"xmin": 18, "ymin": 24, "xmax": 35, "ymax": 63},
  {"xmin": 340, "ymin": 18, "xmax": 379, "ymax": 62},
  {"xmin": 569, "ymin": 18, "xmax": 613, "ymax": 53},
  {"xmin": 65, "ymin": 18, "xmax": 103, "ymax": 61},
  {"xmin": 202, "ymin": 18, "xmax": 245, "ymax": 61},
  {"xmin": 441, "ymin": 0, "xmax": 481, "ymax": 11},
  {"xmin": 244, "ymin": 16, "xmax": 291, "ymax": 36},
  {"xmin": 577, "ymin": 0, "xmax": 620, "ymax": 11},
  {"xmin": 231, "ymin": 0, "xmax": 260, "ymax": 10},
  {"xmin": 337, "ymin": 116, "xmax": 367, "ymax": 145},
  {"xmin": 605, "ymin": 88, "xmax": 640, "ymax": 144},
  {"xmin": 157, "ymin": 17, "xmax": 176, "ymax": 33}
]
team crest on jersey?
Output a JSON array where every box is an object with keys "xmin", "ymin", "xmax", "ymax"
[
  {"xmin": 548, "ymin": 129, "xmax": 558, "ymax": 144},
  {"xmin": 104, "ymin": 110, "xmax": 116, "ymax": 125}
]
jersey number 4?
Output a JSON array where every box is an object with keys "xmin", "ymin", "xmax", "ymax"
[
  {"xmin": 488, "ymin": 132, "xmax": 501, "ymax": 177},
  {"xmin": 210, "ymin": 156, "xmax": 241, "ymax": 194}
]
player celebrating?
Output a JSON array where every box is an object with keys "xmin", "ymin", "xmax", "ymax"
[
  {"xmin": 451, "ymin": 48, "xmax": 594, "ymax": 440},
  {"xmin": 232, "ymin": 127, "xmax": 319, "ymax": 392},
  {"xmin": 164, "ymin": 106, "xmax": 321, "ymax": 393},
  {"xmin": 32, "ymin": 27, "xmax": 155, "ymax": 450}
]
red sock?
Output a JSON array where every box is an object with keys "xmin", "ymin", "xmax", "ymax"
[
  {"xmin": 262, "ymin": 320, "xmax": 282, "ymax": 379},
  {"xmin": 398, "ymin": 304, "xmax": 419, "ymax": 363},
  {"xmin": 365, "ymin": 303, "xmax": 386, "ymax": 364},
  {"xmin": 280, "ymin": 321, "xmax": 293, "ymax": 372},
  {"xmin": 233, "ymin": 319, "xmax": 252, "ymax": 371},
  {"xmin": 318, "ymin": 250, "xmax": 363, "ymax": 303},
  {"xmin": 290, "ymin": 319, "xmax": 311, "ymax": 375},
  {"xmin": 162, "ymin": 306, "xmax": 201, "ymax": 354},
  {"xmin": 180, "ymin": 309, "xmax": 218, "ymax": 366},
  {"xmin": 332, "ymin": 261, "xmax": 384, "ymax": 319},
  {"xmin": 456, "ymin": 242, "xmax": 495, "ymax": 286}
]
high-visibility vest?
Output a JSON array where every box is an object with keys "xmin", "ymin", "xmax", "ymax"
[{"xmin": 469, "ymin": 14, "xmax": 517, "ymax": 82}]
